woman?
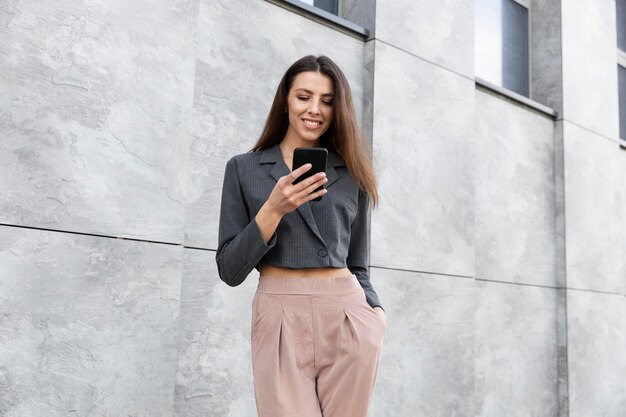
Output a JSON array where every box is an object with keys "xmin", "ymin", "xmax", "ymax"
[{"xmin": 216, "ymin": 55, "xmax": 386, "ymax": 417}]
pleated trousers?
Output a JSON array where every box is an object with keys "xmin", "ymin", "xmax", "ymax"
[{"xmin": 251, "ymin": 273, "xmax": 386, "ymax": 417}]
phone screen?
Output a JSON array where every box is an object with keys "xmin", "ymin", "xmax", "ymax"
[{"xmin": 292, "ymin": 147, "xmax": 328, "ymax": 201}]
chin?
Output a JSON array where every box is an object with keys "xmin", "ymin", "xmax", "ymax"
[
  {"xmin": 305, "ymin": 131, "xmax": 327, "ymax": 142},
  {"xmin": 301, "ymin": 133, "xmax": 322, "ymax": 142}
]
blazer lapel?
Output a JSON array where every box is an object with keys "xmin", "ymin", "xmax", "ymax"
[{"xmin": 259, "ymin": 143, "xmax": 345, "ymax": 244}]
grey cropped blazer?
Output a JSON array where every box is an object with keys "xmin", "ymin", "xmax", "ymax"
[{"xmin": 215, "ymin": 143, "xmax": 383, "ymax": 310}]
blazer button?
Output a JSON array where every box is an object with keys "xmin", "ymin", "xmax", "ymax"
[{"xmin": 317, "ymin": 249, "xmax": 328, "ymax": 258}]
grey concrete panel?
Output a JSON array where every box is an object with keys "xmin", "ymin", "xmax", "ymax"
[
  {"xmin": 562, "ymin": 0, "xmax": 619, "ymax": 138},
  {"xmin": 368, "ymin": 268, "xmax": 475, "ymax": 417},
  {"xmin": 563, "ymin": 123, "xmax": 626, "ymax": 294},
  {"xmin": 554, "ymin": 121, "xmax": 566, "ymax": 290},
  {"xmin": 375, "ymin": 0, "xmax": 474, "ymax": 77},
  {"xmin": 181, "ymin": 60, "xmax": 253, "ymax": 250},
  {"xmin": 0, "ymin": 0, "xmax": 197, "ymax": 243},
  {"xmin": 556, "ymin": 288, "xmax": 570, "ymax": 417},
  {"xmin": 361, "ymin": 40, "xmax": 376, "ymax": 145},
  {"xmin": 340, "ymin": 0, "xmax": 376, "ymax": 38},
  {"xmin": 173, "ymin": 249, "xmax": 258, "ymax": 417},
  {"xmin": 567, "ymin": 290, "xmax": 626, "ymax": 417},
  {"xmin": 530, "ymin": 0, "xmax": 563, "ymax": 113},
  {"xmin": 474, "ymin": 280, "xmax": 558, "ymax": 417},
  {"xmin": 186, "ymin": 0, "xmax": 366, "ymax": 249},
  {"xmin": 0, "ymin": 226, "xmax": 183, "ymax": 416},
  {"xmin": 475, "ymin": 89, "xmax": 557, "ymax": 287},
  {"xmin": 370, "ymin": 41, "xmax": 475, "ymax": 277},
  {"xmin": 554, "ymin": 121, "xmax": 570, "ymax": 417}
]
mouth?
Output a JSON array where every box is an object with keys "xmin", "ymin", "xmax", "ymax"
[{"xmin": 302, "ymin": 118, "xmax": 323, "ymax": 130}]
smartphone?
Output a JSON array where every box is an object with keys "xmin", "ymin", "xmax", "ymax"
[{"xmin": 292, "ymin": 147, "xmax": 328, "ymax": 202}]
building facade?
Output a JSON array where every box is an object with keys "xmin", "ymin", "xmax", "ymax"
[{"xmin": 1, "ymin": 0, "xmax": 625, "ymax": 416}]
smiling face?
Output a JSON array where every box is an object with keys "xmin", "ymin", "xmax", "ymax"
[{"xmin": 283, "ymin": 71, "xmax": 335, "ymax": 147}]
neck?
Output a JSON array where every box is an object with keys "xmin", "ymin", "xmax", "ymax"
[{"xmin": 279, "ymin": 136, "xmax": 320, "ymax": 157}]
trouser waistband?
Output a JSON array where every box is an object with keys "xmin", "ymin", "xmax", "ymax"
[{"xmin": 256, "ymin": 273, "xmax": 360, "ymax": 295}]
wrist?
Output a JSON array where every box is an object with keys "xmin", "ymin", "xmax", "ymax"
[{"xmin": 260, "ymin": 201, "xmax": 283, "ymax": 221}]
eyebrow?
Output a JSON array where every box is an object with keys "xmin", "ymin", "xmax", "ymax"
[{"xmin": 294, "ymin": 88, "xmax": 334, "ymax": 97}]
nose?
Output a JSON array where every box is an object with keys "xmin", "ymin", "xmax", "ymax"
[{"xmin": 308, "ymin": 99, "xmax": 320, "ymax": 115}]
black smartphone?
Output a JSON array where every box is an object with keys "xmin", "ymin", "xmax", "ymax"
[{"xmin": 292, "ymin": 147, "xmax": 328, "ymax": 202}]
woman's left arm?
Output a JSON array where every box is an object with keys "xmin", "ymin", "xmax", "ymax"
[{"xmin": 346, "ymin": 188, "xmax": 384, "ymax": 312}]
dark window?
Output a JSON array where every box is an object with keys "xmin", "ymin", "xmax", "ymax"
[
  {"xmin": 502, "ymin": 0, "xmax": 529, "ymax": 96},
  {"xmin": 617, "ymin": 65, "xmax": 626, "ymax": 140},
  {"xmin": 475, "ymin": 0, "xmax": 530, "ymax": 97},
  {"xmin": 314, "ymin": 0, "xmax": 338, "ymax": 15},
  {"xmin": 618, "ymin": 0, "xmax": 626, "ymax": 51}
]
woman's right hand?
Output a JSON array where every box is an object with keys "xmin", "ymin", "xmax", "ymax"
[{"xmin": 265, "ymin": 163, "xmax": 328, "ymax": 217}]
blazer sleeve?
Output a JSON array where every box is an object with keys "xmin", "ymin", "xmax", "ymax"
[
  {"xmin": 346, "ymin": 188, "xmax": 384, "ymax": 311},
  {"xmin": 215, "ymin": 157, "xmax": 277, "ymax": 286}
]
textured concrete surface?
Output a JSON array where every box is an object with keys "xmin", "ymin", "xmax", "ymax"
[
  {"xmin": 475, "ymin": 89, "xmax": 556, "ymax": 287},
  {"xmin": 0, "ymin": 0, "xmax": 197, "ymax": 243},
  {"xmin": 563, "ymin": 123, "xmax": 626, "ymax": 294},
  {"xmin": 553, "ymin": 121, "xmax": 570, "ymax": 417},
  {"xmin": 375, "ymin": 0, "xmax": 474, "ymax": 77},
  {"xmin": 0, "ymin": 226, "xmax": 182, "ymax": 416},
  {"xmin": 474, "ymin": 280, "xmax": 558, "ymax": 417},
  {"xmin": 370, "ymin": 40, "xmax": 475, "ymax": 277},
  {"xmin": 173, "ymin": 249, "xmax": 258, "ymax": 417},
  {"xmin": 562, "ymin": 0, "xmax": 619, "ymax": 138},
  {"xmin": 567, "ymin": 290, "xmax": 626, "ymax": 417},
  {"xmin": 340, "ymin": 0, "xmax": 376, "ymax": 37},
  {"xmin": 368, "ymin": 268, "xmax": 475, "ymax": 417},
  {"xmin": 530, "ymin": 0, "xmax": 563, "ymax": 112}
]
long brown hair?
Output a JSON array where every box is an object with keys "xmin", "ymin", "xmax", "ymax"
[{"xmin": 250, "ymin": 55, "xmax": 378, "ymax": 209}]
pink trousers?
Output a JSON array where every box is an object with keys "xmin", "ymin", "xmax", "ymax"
[{"xmin": 250, "ymin": 273, "xmax": 386, "ymax": 417}]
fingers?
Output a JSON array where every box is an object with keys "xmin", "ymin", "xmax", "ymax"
[
  {"xmin": 273, "ymin": 165, "xmax": 328, "ymax": 211},
  {"xmin": 289, "ymin": 163, "xmax": 312, "ymax": 182},
  {"xmin": 297, "ymin": 171, "xmax": 327, "ymax": 190},
  {"xmin": 281, "ymin": 164, "xmax": 327, "ymax": 192},
  {"xmin": 291, "ymin": 168, "xmax": 326, "ymax": 190},
  {"xmin": 298, "ymin": 183, "xmax": 328, "ymax": 204},
  {"xmin": 300, "ymin": 175, "xmax": 327, "ymax": 198}
]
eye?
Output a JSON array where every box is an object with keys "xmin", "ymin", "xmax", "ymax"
[
  {"xmin": 323, "ymin": 100, "xmax": 333, "ymax": 106},
  {"xmin": 297, "ymin": 96, "xmax": 309, "ymax": 101}
]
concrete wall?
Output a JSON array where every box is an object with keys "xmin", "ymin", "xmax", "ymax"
[
  {"xmin": 1, "ymin": 0, "xmax": 625, "ymax": 416},
  {"xmin": 474, "ymin": 89, "xmax": 558, "ymax": 417},
  {"xmin": 561, "ymin": 1, "xmax": 626, "ymax": 416},
  {"xmin": 1, "ymin": 0, "xmax": 194, "ymax": 415},
  {"xmin": 368, "ymin": 1, "xmax": 476, "ymax": 415}
]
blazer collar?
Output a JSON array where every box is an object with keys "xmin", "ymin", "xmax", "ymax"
[{"xmin": 258, "ymin": 143, "xmax": 344, "ymax": 245}]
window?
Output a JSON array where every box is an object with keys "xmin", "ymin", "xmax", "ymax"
[
  {"xmin": 300, "ymin": 0, "xmax": 338, "ymax": 15},
  {"xmin": 618, "ymin": 0, "xmax": 626, "ymax": 51},
  {"xmin": 617, "ymin": 65, "xmax": 626, "ymax": 140},
  {"xmin": 276, "ymin": 0, "xmax": 369, "ymax": 38},
  {"xmin": 475, "ymin": 0, "xmax": 530, "ymax": 97}
]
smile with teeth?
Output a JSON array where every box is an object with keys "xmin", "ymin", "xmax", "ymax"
[{"xmin": 303, "ymin": 119, "xmax": 322, "ymax": 127}]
